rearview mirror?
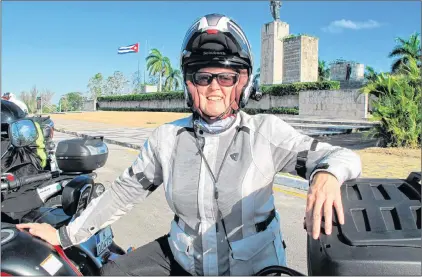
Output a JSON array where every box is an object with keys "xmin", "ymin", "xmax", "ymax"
[{"xmin": 9, "ymin": 119, "xmax": 38, "ymax": 147}]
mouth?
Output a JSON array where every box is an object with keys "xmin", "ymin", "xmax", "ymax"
[{"xmin": 206, "ymin": 96, "xmax": 223, "ymax": 101}]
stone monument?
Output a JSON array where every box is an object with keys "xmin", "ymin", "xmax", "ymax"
[
  {"xmin": 329, "ymin": 60, "xmax": 365, "ymax": 81},
  {"xmin": 282, "ymin": 35, "xmax": 318, "ymax": 83},
  {"xmin": 260, "ymin": 1, "xmax": 289, "ymax": 85},
  {"xmin": 261, "ymin": 1, "xmax": 319, "ymax": 85}
]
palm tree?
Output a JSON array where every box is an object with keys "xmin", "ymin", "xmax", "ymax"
[
  {"xmin": 388, "ymin": 32, "xmax": 421, "ymax": 73},
  {"xmin": 364, "ymin": 66, "xmax": 378, "ymax": 82},
  {"xmin": 145, "ymin": 48, "xmax": 171, "ymax": 92},
  {"xmin": 164, "ymin": 66, "xmax": 182, "ymax": 91},
  {"xmin": 318, "ymin": 60, "xmax": 330, "ymax": 81},
  {"xmin": 360, "ymin": 56, "xmax": 421, "ymax": 148}
]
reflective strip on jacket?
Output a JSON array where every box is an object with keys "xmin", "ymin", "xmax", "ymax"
[{"xmin": 58, "ymin": 111, "xmax": 362, "ymax": 275}]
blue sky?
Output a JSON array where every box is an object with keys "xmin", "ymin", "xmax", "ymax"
[{"xmin": 2, "ymin": 1, "xmax": 421, "ymax": 104}]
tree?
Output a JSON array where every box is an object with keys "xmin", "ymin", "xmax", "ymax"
[
  {"xmin": 87, "ymin": 73, "xmax": 104, "ymax": 100},
  {"xmin": 164, "ymin": 66, "xmax": 182, "ymax": 91},
  {"xmin": 361, "ymin": 56, "xmax": 421, "ymax": 148},
  {"xmin": 145, "ymin": 48, "xmax": 171, "ymax": 92},
  {"xmin": 104, "ymin": 71, "xmax": 129, "ymax": 95},
  {"xmin": 19, "ymin": 86, "xmax": 38, "ymax": 113},
  {"xmin": 364, "ymin": 66, "xmax": 378, "ymax": 82},
  {"xmin": 131, "ymin": 70, "xmax": 144, "ymax": 93},
  {"xmin": 63, "ymin": 92, "xmax": 84, "ymax": 111},
  {"xmin": 318, "ymin": 60, "xmax": 330, "ymax": 81},
  {"xmin": 40, "ymin": 89, "xmax": 55, "ymax": 113},
  {"xmin": 388, "ymin": 32, "xmax": 421, "ymax": 73}
]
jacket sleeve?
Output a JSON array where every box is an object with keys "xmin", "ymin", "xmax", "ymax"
[
  {"xmin": 57, "ymin": 127, "xmax": 163, "ymax": 249},
  {"xmin": 269, "ymin": 117, "xmax": 362, "ymax": 184}
]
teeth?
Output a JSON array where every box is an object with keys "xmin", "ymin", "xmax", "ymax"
[{"xmin": 207, "ymin": 97, "xmax": 222, "ymax": 101}]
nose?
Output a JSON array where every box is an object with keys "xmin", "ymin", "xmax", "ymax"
[{"xmin": 209, "ymin": 77, "xmax": 220, "ymax": 90}]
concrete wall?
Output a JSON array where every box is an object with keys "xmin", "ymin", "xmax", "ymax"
[
  {"xmin": 260, "ymin": 21, "xmax": 289, "ymax": 85},
  {"xmin": 299, "ymin": 89, "xmax": 368, "ymax": 119},
  {"xmin": 98, "ymin": 98, "xmax": 186, "ymax": 110},
  {"xmin": 82, "ymin": 99, "xmax": 96, "ymax": 111},
  {"xmin": 141, "ymin": 85, "xmax": 158, "ymax": 93},
  {"xmin": 98, "ymin": 90, "xmax": 368, "ymax": 119},
  {"xmin": 98, "ymin": 95, "xmax": 299, "ymax": 110}
]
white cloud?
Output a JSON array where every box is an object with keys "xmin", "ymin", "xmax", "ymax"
[{"xmin": 322, "ymin": 19, "xmax": 382, "ymax": 33}]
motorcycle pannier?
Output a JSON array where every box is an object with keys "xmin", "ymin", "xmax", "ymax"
[
  {"xmin": 55, "ymin": 136, "xmax": 108, "ymax": 173},
  {"xmin": 307, "ymin": 173, "xmax": 421, "ymax": 276}
]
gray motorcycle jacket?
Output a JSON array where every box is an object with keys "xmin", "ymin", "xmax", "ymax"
[{"xmin": 58, "ymin": 111, "xmax": 362, "ymax": 275}]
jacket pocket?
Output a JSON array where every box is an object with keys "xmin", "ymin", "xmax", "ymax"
[
  {"xmin": 168, "ymin": 220, "xmax": 195, "ymax": 274},
  {"xmin": 229, "ymin": 228, "xmax": 278, "ymax": 275}
]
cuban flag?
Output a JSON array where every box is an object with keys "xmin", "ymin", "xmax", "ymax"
[{"xmin": 117, "ymin": 43, "xmax": 139, "ymax": 54}]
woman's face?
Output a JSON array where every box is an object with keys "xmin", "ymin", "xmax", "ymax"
[{"xmin": 193, "ymin": 67, "xmax": 239, "ymax": 118}]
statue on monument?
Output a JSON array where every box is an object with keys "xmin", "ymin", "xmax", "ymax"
[{"xmin": 270, "ymin": 0, "xmax": 282, "ymax": 21}]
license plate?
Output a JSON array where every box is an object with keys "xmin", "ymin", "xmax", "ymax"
[{"xmin": 95, "ymin": 226, "xmax": 113, "ymax": 256}]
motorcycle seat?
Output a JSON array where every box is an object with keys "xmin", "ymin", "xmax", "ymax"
[{"xmin": 20, "ymin": 207, "xmax": 72, "ymax": 229}]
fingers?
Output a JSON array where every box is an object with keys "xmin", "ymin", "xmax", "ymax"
[
  {"xmin": 311, "ymin": 193, "xmax": 325, "ymax": 239},
  {"xmin": 333, "ymin": 193, "xmax": 345, "ymax": 225},
  {"xmin": 16, "ymin": 223, "xmax": 38, "ymax": 231},
  {"xmin": 305, "ymin": 193, "xmax": 315, "ymax": 234},
  {"xmin": 323, "ymin": 197, "xmax": 334, "ymax": 235}
]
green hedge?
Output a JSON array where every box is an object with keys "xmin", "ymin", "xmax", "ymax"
[
  {"xmin": 260, "ymin": 81, "xmax": 340, "ymax": 96},
  {"xmin": 98, "ymin": 91, "xmax": 184, "ymax": 102},
  {"xmin": 97, "ymin": 81, "xmax": 339, "ymax": 102},
  {"xmin": 242, "ymin": 107, "xmax": 299, "ymax": 115},
  {"xmin": 98, "ymin": 106, "xmax": 299, "ymax": 115}
]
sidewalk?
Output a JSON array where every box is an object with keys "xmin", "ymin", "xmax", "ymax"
[{"xmin": 52, "ymin": 118, "xmax": 379, "ymax": 151}]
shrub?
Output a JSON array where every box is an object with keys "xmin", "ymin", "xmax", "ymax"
[
  {"xmin": 260, "ymin": 81, "xmax": 340, "ymax": 96},
  {"xmin": 361, "ymin": 58, "xmax": 421, "ymax": 148}
]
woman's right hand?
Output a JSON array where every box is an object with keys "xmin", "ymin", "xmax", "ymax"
[{"xmin": 16, "ymin": 222, "xmax": 60, "ymax": 246}]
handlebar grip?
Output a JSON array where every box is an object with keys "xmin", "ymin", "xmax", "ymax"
[{"xmin": 17, "ymin": 172, "xmax": 53, "ymax": 188}]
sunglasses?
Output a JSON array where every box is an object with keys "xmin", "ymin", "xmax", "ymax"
[{"xmin": 192, "ymin": 72, "xmax": 239, "ymax": 87}]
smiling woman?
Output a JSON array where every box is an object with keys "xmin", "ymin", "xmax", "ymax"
[{"xmin": 192, "ymin": 67, "xmax": 240, "ymax": 118}]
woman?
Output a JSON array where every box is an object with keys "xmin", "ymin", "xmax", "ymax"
[{"xmin": 17, "ymin": 13, "xmax": 362, "ymax": 276}]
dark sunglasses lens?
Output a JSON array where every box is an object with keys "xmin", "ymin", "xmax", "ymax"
[
  {"xmin": 218, "ymin": 74, "xmax": 237, "ymax": 86},
  {"xmin": 194, "ymin": 73, "xmax": 212, "ymax": 86}
]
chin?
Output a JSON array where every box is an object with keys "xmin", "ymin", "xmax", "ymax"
[{"xmin": 205, "ymin": 108, "xmax": 226, "ymax": 118}]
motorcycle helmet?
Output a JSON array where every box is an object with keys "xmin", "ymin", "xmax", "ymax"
[
  {"xmin": 180, "ymin": 13, "xmax": 254, "ymax": 111},
  {"xmin": 1, "ymin": 99, "xmax": 26, "ymax": 130}
]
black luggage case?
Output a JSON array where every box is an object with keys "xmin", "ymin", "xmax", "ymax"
[
  {"xmin": 55, "ymin": 136, "xmax": 108, "ymax": 173},
  {"xmin": 307, "ymin": 172, "xmax": 421, "ymax": 276}
]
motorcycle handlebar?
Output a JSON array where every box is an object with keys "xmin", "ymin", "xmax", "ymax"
[{"xmin": 17, "ymin": 172, "xmax": 53, "ymax": 189}]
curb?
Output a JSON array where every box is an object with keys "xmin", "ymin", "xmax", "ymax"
[
  {"xmin": 273, "ymin": 175, "xmax": 309, "ymax": 191},
  {"xmin": 54, "ymin": 127, "xmax": 310, "ymax": 191}
]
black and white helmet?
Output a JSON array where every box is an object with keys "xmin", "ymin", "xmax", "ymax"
[{"xmin": 181, "ymin": 13, "xmax": 254, "ymax": 109}]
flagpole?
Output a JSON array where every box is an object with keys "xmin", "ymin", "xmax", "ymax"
[
  {"xmin": 137, "ymin": 42, "xmax": 140, "ymax": 87},
  {"xmin": 144, "ymin": 40, "xmax": 148, "ymax": 84}
]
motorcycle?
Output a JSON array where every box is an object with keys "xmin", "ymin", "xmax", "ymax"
[
  {"xmin": 1, "ymin": 174, "xmax": 126, "ymax": 276},
  {"xmin": 1, "ymin": 117, "xmax": 109, "ymax": 217},
  {"xmin": 1, "ymin": 118, "xmax": 126, "ymax": 275}
]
